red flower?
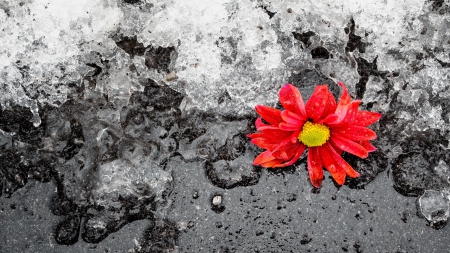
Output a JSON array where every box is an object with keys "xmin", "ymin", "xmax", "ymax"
[{"xmin": 248, "ymin": 82, "xmax": 381, "ymax": 188}]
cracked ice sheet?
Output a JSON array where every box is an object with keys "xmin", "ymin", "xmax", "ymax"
[
  {"xmin": 0, "ymin": 0, "xmax": 122, "ymax": 125},
  {"xmin": 1, "ymin": 0, "xmax": 448, "ymax": 121},
  {"xmin": 137, "ymin": 0, "xmax": 429, "ymax": 115}
]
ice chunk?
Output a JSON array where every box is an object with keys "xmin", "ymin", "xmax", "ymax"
[
  {"xmin": 94, "ymin": 151, "xmax": 172, "ymax": 201},
  {"xmin": 418, "ymin": 189, "xmax": 450, "ymax": 224},
  {"xmin": 434, "ymin": 160, "xmax": 450, "ymax": 184}
]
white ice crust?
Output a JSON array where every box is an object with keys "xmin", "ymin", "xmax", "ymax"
[{"xmin": 1, "ymin": 0, "xmax": 448, "ymax": 120}]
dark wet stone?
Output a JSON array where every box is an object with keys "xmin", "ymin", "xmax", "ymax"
[
  {"xmin": 138, "ymin": 220, "xmax": 180, "ymax": 253},
  {"xmin": 392, "ymin": 130, "xmax": 450, "ymax": 197},
  {"xmin": 393, "ymin": 152, "xmax": 449, "ymax": 197},
  {"xmin": 0, "ymin": 104, "xmax": 44, "ymax": 146},
  {"xmin": 345, "ymin": 151, "xmax": 388, "ymax": 189},
  {"xmin": 80, "ymin": 193, "xmax": 156, "ymax": 243},
  {"xmin": 122, "ymin": 79, "xmax": 183, "ymax": 134},
  {"xmin": 1, "ymin": 21, "xmax": 449, "ymax": 252},
  {"xmin": 0, "ymin": 150, "xmax": 28, "ymax": 191},
  {"xmin": 81, "ymin": 217, "xmax": 111, "ymax": 243},
  {"xmin": 60, "ymin": 119, "xmax": 85, "ymax": 160},
  {"xmin": 50, "ymin": 194, "xmax": 79, "ymax": 216},
  {"xmin": 205, "ymin": 159, "xmax": 261, "ymax": 189},
  {"xmin": 55, "ymin": 215, "xmax": 81, "ymax": 245},
  {"xmin": 28, "ymin": 159, "xmax": 54, "ymax": 183},
  {"xmin": 204, "ymin": 127, "xmax": 262, "ymax": 189}
]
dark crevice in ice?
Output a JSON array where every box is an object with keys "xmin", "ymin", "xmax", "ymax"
[
  {"xmin": 115, "ymin": 36, "xmax": 175, "ymax": 73},
  {"xmin": 429, "ymin": 0, "xmax": 450, "ymax": 13},
  {"xmin": 344, "ymin": 18, "xmax": 369, "ymax": 53},
  {"xmin": 123, "ymin": 0, "xmax": 141, "ymax": 4},
  {"xmin": 257, "ymin": 4, "xmax": 276, "ymax": 19},
  {"xmin": 311, "ymin": 46, "xmax": 330, "ymax": 59},
  {"xmin": 354, "ymin": 56, "xmax": 389, "ymax": 99},
  {"xmin": 292, "ymin": 31, "xmax": 316, "ymax": 48}
]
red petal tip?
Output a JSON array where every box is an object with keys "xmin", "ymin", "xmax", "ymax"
[{"xmin": 311, "ymin": 179, "xmax": 322, "ymax": 188}]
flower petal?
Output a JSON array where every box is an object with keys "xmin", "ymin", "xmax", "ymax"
[
  {"xmin": 337, "ymin": 82, "xmax": 351, "ymax": 105},
  {"xmin": 307, "ymin": 147, "xmax": 324, "ymax": 188},
  {"xmin": 357, "ymin": 140, "xmax": 378, "ymax": 152},
  {"xmin": 281, "ymin": 110, "xmax": 306, "ymax": 124},
  {"xmin": 273, "ymin": 143, "xmax": 306, "ymax": 168},
  {"xmin": 272, "ymin": 139, "xmax": 302, "ymax": 160},
  {"xmin": 326, "ymin": 143, "xmax": 360, "ymax": 178},
  {"xmin": 318, "ymin": 144, "xmax": 346, "ymax": 185},
  {"xmin": 260, "ymin": 159, "xmax": 285, "ymax": 168},
  {"xmin": 251, "ymin": 138, "xmax": 279, "ymax": 150},
  {"xmin": 320, "ymin": 113, "xmax": 339, "ymax": 124},
  {"xmin": 248, "ymin": 128, "xmax": 293, "ymax": 149},
  {"xmin": 254, "ymin": 118, "xmax": 284, "ymax": 131},
  {"xmin": 255, "ymin": 118, "xmax": 266, "ymax": 129},
  {"xmin": 328, "ymin": 100, "xmax": 360, "ymax": 127},
  {"xmin": 279, "ymin": 122, "xmax": 302, "ymax": 131},
  {"xmin": 279, "ymin": 84, "xmax": 307, "ymax": 118},
  {"xmin": 255, "ymin": 105, "xmax": 282, "ymax": 126},
  {"xmin": 324, "ymin": 87, "xmax": 338, "ymax": 116},
  {"xmin": 289, "ymin": 129, "xmax": 302, "ymax": 143},
  {"xmin": 332, "ymin": 126, "xmax": 377, "ymax": 141},
  {"xmin": 279, "ymin": 113, "xmax": 305, "ymax": 131},
  {"xmin": 354, "ymin": 111, "xmax": 382, "ymax": 126},
  {"xmin": 253, "ymin": 150, "xmax": 276, "ymax": 165},
  {"xmin": 306, "ymin": 85, "xmax": 336, "ymax": 122},
  {"xmin": 339, "ymin": 100, "xmax": 361, "ymax": 126},
  {"xmin": 260, "ymin": 128, "xmax": 292, "ymax": 139},
  {"xmin": 330, "ymin": 135, "xmax": 368, "ymax": 159},
  {"xmin": 329, "ymin": 141, "xmax": 343, "ymax": 155},
  {"xmin": 324, "ymin": 82, "xmax": 352, "ymax": 125}
]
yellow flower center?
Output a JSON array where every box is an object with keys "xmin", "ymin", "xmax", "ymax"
[{"xmin": 298, "ymin": 121, "xmax": 330, "ymax": 147}]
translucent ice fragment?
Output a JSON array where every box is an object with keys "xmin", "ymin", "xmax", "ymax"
[
  {"xmin": 418, "ymin": 189, "xmax": 450, "ymax": 223},
  {"xmin": 434, "ymin": 160, "xmax": 450, "ymax": 183}
]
